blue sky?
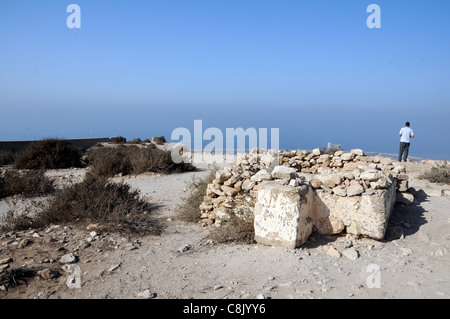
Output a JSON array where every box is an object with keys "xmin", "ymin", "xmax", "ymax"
[{"xmin": 0, "ymin": 1, "xmax": 449, "ymax": 159}]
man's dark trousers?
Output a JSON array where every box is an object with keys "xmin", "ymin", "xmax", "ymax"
[{"xmin": 399, "ymin": 142, "xmax": 410, "ymax": 162}]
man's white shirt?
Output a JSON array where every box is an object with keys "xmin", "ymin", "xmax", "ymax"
[{"xmin": 399, "ymin": 127, "xmax": 414, "ymax": 143}]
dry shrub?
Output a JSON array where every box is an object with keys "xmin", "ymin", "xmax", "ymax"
[
  {"xmin": 112, "ymin": 136, "xmax": 127, "ymax": 144},
  {"xmin": 26, "ymin": 174, "xmax": 164, "ymax": 236},
  {"xmin": 152, "ymin": 136, "xmax": 166, "ymax": 145},
  {"xmin": 87, "ymin": 145, "xmax": 195, "ymax": 177},
  {"xmin": 0, "ymin": 151, "xmax": 16, "ymax": 166},
  {"xmin": 207, "ymin": 215, "xmax": 255, "ymax": 245},
  {"xmin": 176, "ymin": 168, "xmax": 217, "ymax": 223},
  {"xmin": 418, "ymin": 162, "xmax": 450, "ymax": 184},
  {"xmin": 14, "ymin": 138, "xmax": 83, "ymax": 170},
  {"xmin": 1, "ymin": 211, "xmax": 35, "ymax": 232},
  {"xmin": 0, "ymin": 170, "xmax": 54, "ymax": 199},
  {"xmin": 87, "ymin": 146, "xmax": 131, "ymax": 177},
  {"xmin": 127, "ymin": 138, "xmax": 144, "ymax": 144},
  {"xmin": 176, "ymin": 166, "xmax": 255, "ymax": 244},
  {"xmin": 0, "ymin": 267, "xmax": 41, "ymax": 290}
]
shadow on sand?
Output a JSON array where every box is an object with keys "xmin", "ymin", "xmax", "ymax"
[{"xmin": 384, "ymin": 188, "xmax": 428, "ymax": 242}]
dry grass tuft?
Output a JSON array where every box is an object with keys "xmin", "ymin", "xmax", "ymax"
[
  {"xmin": 206, "ymin": 215, "xmax": 255, "ymax": 245},
  {"xmin": 0, "ymin": 170, "xmax": 54, "ymax": 199},
  {"xmin": 176, "ymin": 168, "xmax": 217, "ymax": 223},
  {"xmin": 0, "ymin": 151, "xmax": 16, "ymax": 166},
  {"xmin": 86, "ymin": 145, "xmax": 195, "ymax": 177},
  {"xmin": 0, "ymin": 267, "xmax": 42, "ymax": 291},
  {"xmin": 1, "ymin": 174, "xmax": 164, "ymax": 236},
  {"xmin": 418, "ymin": 162, "xmax": 450, "ymax": 184}
]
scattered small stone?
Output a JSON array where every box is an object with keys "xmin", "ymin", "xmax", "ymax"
[
  {"xmin": 86, "ymin": 223, "xmax": 99, "ymax": 230},
  {"xmin": 399, "ymin": 247, "xmax": 413, "ymax": 256},
  {"xmin": 67, "ymin": 271, "xmax": 81, "ymax": 289},
  {"xmin": 78, "ymin": 240, "xmax": 91, "ymax": 249},
  {"xmin": 343, "ymin": 247, "xmax": 359, "ymax": 260},
  {"xmin": 343, "ymin": 240, "xmax": 353, "ymax": 249},
  {"xmin": 434, "ymin": 248, "xmax": 446, "ymax": 257},
  {"xmin": 17, "ymin": 238, "xmax": 30, "ymax": 249},
  {"xmin": 322, "ymin": 278, "xmax": 336, "ymax": 285},
  {"xmin": 0, "ymin": 257, "xmax": 12, "ymax": 265},
  {"xmin": 326, "ymin": 246, "xmax": 341, "ymax": 258},
  {"xmin": 59, "ymin": 253, "xmax": 77, "ymax": 264},
  {"xmin": 0, "ymin": 264, "xmax": 9, "ymax": 274},
  {"xmin": 45, "ymin": 227, "xmax": 55, "ymax": 233},
  {"xmin": 37, "ymin": 268, "xmax": 59, "ymax": 280},
  {"xmin": 137, "ymin": 289, "xmax": 156, "ymax": 299},
  {"xmin": 108, "ymin": 263, "xmax": 121, "ymax": 272},
  {"xmin": 43, "ymin": 237, "xmax": 57, "ymax": 244},
  {"xmin": 213, "ymin": 284, "xmax": 224, "ymax": 290},
  {"xmin": 179, "ymin": 244, "xmax": 192, "ymax": 253}
]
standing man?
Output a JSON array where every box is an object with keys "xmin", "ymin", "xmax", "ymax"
[{"xmin": 398, "ymin": 122, "xmax": 415, "ymax": 162}]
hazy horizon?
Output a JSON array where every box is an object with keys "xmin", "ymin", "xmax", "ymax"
[{"xmin": 1, "ymin": 1, "xmax": 449, "ymax": 160}]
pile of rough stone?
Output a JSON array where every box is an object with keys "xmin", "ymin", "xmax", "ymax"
[{"xmin": 199, "ymin": 147, "xmax": 413, "ymax": 247}]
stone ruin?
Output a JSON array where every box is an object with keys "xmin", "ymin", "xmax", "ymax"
[{"xmin": 199, "ymin": 148, "xmax": 413, "ymax": 249}]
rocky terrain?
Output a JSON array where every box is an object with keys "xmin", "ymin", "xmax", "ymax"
[{"xmin": 0, "ymin": 152, "xmax": 449, "ymax": 299}]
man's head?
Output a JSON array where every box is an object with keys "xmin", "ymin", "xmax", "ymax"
[{"xmin": 405, "ymin": 122, "xmax": 410, "ymax": 127}]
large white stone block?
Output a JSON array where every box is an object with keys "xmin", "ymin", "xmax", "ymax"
[
  {"xmin": 254, "ymin": 182, "xmax": 314, "ymax": 248},
  {"xmin": 312, "ymin": 180, "xmax": 397, "ymax": 240}
]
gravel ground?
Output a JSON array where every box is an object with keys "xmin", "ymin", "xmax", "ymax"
[{"xmin": 0, "ymin": 156, "xmax": 449, "ymax": 300}]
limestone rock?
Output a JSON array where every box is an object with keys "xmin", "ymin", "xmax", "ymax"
[
  {"xmin": 344, "ymin": 162, "xmax": 358, "ymax": 171},
  {"xmin": 351, "ymin": 149, "xmax": 364, "ymax": 156},
  {"xmin": 59, "ymin": 253, "xmax": 77, "ymax": 264},
  {"xmin": 396, "ymin": 192, "xmax": 414, "ymax": 205},
  {"xmin": 221, "ymin": 185, "xmax": 239, "ymax": 196},
  {"xmin": 251, "ymin": 169, "xmax": 272, "ymax": 183},
  {"xmin": 216, "ymin": 171, "xmax": 232, "ymax": 183},
  {"xmin": 397, "ymin": 180, "xmax": 409, "ymax": 192},
  {"xmin": 66, "ymin": 265, "xmax": 81, "ymax": 289},
  {"xmin": 340, "ymin": 153, "xmax": 355, "ymax": 161},
  {"xmin": 309, "ymin": 178, "xmax": 322, "ymax": 189},
  {"xmin": 343, "ymin": 247, "xmax": 359, "ymax": 260},
  {"xmin": 137, "ymin": 289, "xmax": 156, "ymax": 299},
  {"xmin": 327, "ymin": 246, "xmax": 341, "ymax": 258},
  {"xmin": 332, "ymin": 186, "xmax": 347, "ymax": 197},
  {"xmin": 241, "ymin": 179, "xmax": 255, "ymax": 191},
  {"xmin": 271, "ymin": 166, "xmax": 297, "ymax": 180},
  {"xmin": 347, "ymin": 184, "xmax": 364, "ymax": 197},
  {"xmin": 0, "ymin": 257, "xmax": 12, "ymax": 265},
  {"xmin": 38, "ymin": 268, "xmax": 59, "ymax": 280},
  {"xmin": 17, "ymin": 238, "xmax": 30, "ymax": 249},
  {"xmin": 313, "ymin": 180, "xmax": 397, "ymax": 240},
  {"xmin": 254, "ymin": 182, "xmax": 314, "ymax": 249},
  {"xmin": 360, "ymin": 171, "xmax": 382, "ymax": 181}
]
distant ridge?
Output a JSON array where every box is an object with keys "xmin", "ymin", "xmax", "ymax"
[{"xmin": 0, "ymin": 137, "xmax": 112, "ymax": 153}]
